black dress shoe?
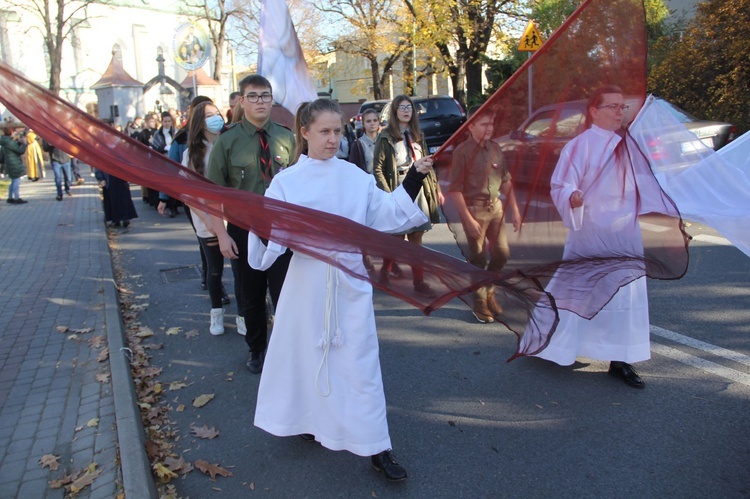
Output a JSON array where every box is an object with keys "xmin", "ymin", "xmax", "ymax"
[
  {"xmin": 247, "ymin": 351, "xmax": 264, "ymax": 374},
  {"xmin": 371, "ymin": 450, "xmax": 407, "ymax": 481},
  {"xmin": 608, "ymin": 361, "xmax": 645, "ymax": 389}
]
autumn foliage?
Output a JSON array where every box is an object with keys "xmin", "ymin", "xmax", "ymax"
[{"xmin": 648, "ymin": 0, "xmax": 750, "ymax": 133}]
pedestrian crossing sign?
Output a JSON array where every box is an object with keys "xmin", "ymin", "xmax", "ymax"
[{"xmin": 518, "ymin": 20, "xmax": 544, "ymax": 52}]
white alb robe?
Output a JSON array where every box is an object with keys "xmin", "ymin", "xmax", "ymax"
[
  {"xmin": 533, "ymin": 125, "xmax": 650, "ymax": 366},
  {"xmin": 248, "ymin": 155, "xmax": 427, "ymax": 456}
]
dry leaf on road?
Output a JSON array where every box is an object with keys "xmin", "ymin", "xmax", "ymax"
[
  {"xmin": 70, "ymin": 464, "xmax": 103, "ymax": 493},
  {"xmin": 192, "ymin": 394, "xmax": 215, "ymax": 408},
  {"xmin": 136, "ymin": 326, "xmax": 154, "ymax": 338},
  {"xmin": 88, "ymin": 336, "xmax": 105, "ymax": 348},
  {"xmin": 185, "ymin": 329, "xmax": 200, "ymax": 339},
  {"xmin": 195, "ymin": 460, "xmax": 233, "ymax": 480},
  {"xmin": 190, "ymin": 423, "xmax": 220, "ymax": 439},
  {"xmin": 153, "ymin": 462, "xmax": 178, "ymax": 483},
  {"xmin": 96, "ymin": 373, "xmax": 110, "ymax": 383},
  {"xmin": 39, "ymin": 454, "xmax": 60, "ymax": 470},
  {"xmin": 70, "ymin": 327, "xmax": 94, "ymax": 334},
  {"xmin": 166, "ymin": 327, "xmax": 181, "ymax": 336},
  {"xmin": 169, "ymin": 381, "xmax": 188, "ymax": 391},
  {"xmin": 87, "ymin": 417, "xmax": 99, "ymax": 428},
  {"xmin": 97, "ymin": 348, "xmax": 109, "ymax": 362},
  {"xmin": 55, "ymin": 326, "xmax": 69, "ymax": 333}
]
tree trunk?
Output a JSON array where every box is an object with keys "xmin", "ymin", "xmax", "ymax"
[
  {"xmin": 465, "ymin": 53, "xmax": 483, "ymax": 105},
  {"xmin": 370, "ymin": 58, "xmax": 382, "ymax": 99},
  {"xmin": 213, "ymin": 39, "xmax": 225, "ymax": 83},
  {"xmin": 48, "ymin": 43, "xmax": 62, "ymax": 94}
]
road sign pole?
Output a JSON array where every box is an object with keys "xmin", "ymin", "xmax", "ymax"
[{"xmin": 528, "ymin": 52, "xmax": 532, "ymax": 116}]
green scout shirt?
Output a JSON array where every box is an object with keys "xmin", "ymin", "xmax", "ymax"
[
  {"xmin": 206, "ymin": 116, "xmax": 295, "ymax": 194},
  {"xmin": 449, "ymin": 137, "xmax": 511, "ymax": 200}
]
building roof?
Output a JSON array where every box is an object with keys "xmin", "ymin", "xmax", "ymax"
[
  {"xmin": 91, "ymin": 48, "xmax": 143, "ymax": 89},
  {"xmin": 180, "ymin": 67, "xmax": 221, "ymax": 87}
]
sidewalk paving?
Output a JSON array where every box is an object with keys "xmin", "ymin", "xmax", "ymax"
[{"xmin": 0, "ymin": 175, "xmax": 155, "ymax": 498}]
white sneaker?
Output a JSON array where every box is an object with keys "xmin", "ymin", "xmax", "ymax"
[
  {"xmin": 210, "ymin": 308, "xmax": 225, "ymax": 336},
  {"xmin": 236, "ymin": 316, "xmax": 247, "ymax": 336}
]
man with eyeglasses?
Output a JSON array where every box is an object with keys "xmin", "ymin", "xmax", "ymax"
[
  {"xmin": 533, "ymin": 84, "xmax": 650, "ymax": 389},
  {"xmin": 206, "ymin": 74, "xmax": 295, "ymax": 374}
]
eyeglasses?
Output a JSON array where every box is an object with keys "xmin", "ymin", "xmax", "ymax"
[
  {"xmin": 597, "ymin": 104, "xmax": 629, "ymax": 112},
  {"xmin": 397, "ymin": 105, "xmax": 413, "ymax": 112},
  {"xmin": 243, "ymin": 93, "xmax": 273, "ymax": 103}
]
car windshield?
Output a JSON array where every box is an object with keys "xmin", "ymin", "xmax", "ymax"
[
  {"xmin": 523, "ymin": 107, "xmax": 584, "ymax": 139},
  {"xmin": 416, "ymin": 99, "xmax": 461, "ymax": 119},
  {"xmin": 658, "ymin": 99, "xmax": 697, "ymax": 123}
]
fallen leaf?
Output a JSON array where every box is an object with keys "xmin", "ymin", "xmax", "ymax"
[
  {"xmin": 55, "ymin": 326, "xmax": 69, "ymax": 333},
  {"xmin": 75, "ymin": 426, "xmax": 83, "ymax": 432},
  {"xmin": 143, "ymin": 342, "xmax": 163, "ymax": 350},
  {"xmin": 185, "ymin": 329, "xmax": 200, "ymax": 339},
  {"xmin": 169, "ymin": 381, "xmax": 188, "ymax": 391},
  {"xmin": 249, "ymin": 482, "xmax": 255, "ymax": 490},
  {"xmin": 97, "ymin": 348, "xmax": 109, "ymax": 362},
  {"xmin": 135, "ymin": 294, "xmax": 150, "ymax": 299},
  {"xmin": 88, "ymin": 336, "xmax": 105, "ymax": 348},
  {"xmin": 136, "ymin": 326, "xmax": 154, "ymax": 338},
  {"xmin": 176, "ymin": 404, "xmax": 185, "ymax": 412},
  {"xmin": 71, "ymin": 327, "xmax": 94, "ymax": 334},
  {"xmin": 96, "ymin": 373, "xmax": 110, "ymax": 383},
  {"xmin": 190, "ymin": 423, "xmax": 220, "ymax": 439},
  {"xmin": 153, "ymin": 462, "xmax": 178, "ymax": 483},
  {"xmin": 70, "ymin": 465, "xmax": 102, "ymax": 493},
  {"xmin": 49, "ymin": 472, "xmax": 75, "ymax": 489},
  {"xmin": 166, "ymin": 327, "xmax": 181, "ymax": 336},
  {"xmin": 195, "ymin": 460, "xmax": 233, "ymax": 480},
  {"xmin": 164, "ymin": 456, "xmax": 194, "ymax": 475},
  {"xmin": 67, "ymin": 334, "xmax": 80, "ymax": 341},
  {"xmin": 192, "ymin": 394, "xmax": 215, "ymax": 408},
  {"xmin": 212, "ymin": 487, "xmax": 221, "ymax": 491},
  {"xmin": 39, "ymin": 454, "xmax": 60, "ymax": 471},
  {"xmin": 87, "ymin": 418, "xmax": 99, "ymax": 428},
  {"xmin": 372, "ymin": 490, "xmax": 378, "ymax": 497}
]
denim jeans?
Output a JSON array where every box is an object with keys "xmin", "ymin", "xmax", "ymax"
[
  {"xmin": 52, "ymin": 161, "xmax": 72, "ymax": 197},
  {"xmin": 8, "ymin": 178, "xmax": 20, "ymax": 199}
]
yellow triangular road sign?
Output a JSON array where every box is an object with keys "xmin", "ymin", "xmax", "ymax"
[{"xmin": 518, "ymin": 20, "xmax": 544, "ymax": 52}]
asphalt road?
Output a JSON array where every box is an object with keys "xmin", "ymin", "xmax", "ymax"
[{"xmin": 111, "ymin": 196, "xmax": 750, "ymax": 498}]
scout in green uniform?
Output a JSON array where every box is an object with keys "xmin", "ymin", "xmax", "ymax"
[
  {"xmin": 206, "ymin": 74, "xmax": 295, "ymax": 373},
  {"xmin": 447, "ymin": 106, "xmax": 522, "ymax": 324}
]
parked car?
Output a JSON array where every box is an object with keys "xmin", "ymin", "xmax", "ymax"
[
  {"xmin": 351, "ymin": 99, "xmax": 390, "ymax": 137},
  {"xmin": 497, "ymin": 97, "xmax": 736, "ymax": 187},
  {"xmin": 379, "ymin": 96, "xmax": 466, "ymax": 154}
]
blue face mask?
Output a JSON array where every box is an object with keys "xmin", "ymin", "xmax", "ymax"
[{"xmin": 205, "ymin": 115, "xmax": 225, "ymax": 134}]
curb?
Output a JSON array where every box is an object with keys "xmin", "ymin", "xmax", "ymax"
[{"xmin": 99, "ymin": 225, "xmax": 159, "ymax": 499}]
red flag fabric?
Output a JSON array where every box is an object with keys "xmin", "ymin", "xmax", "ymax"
[
  {"xmin": 0, "ymin": 61, "xmax": 554, "ymax": 360},
  {"xmin": 432, "ymin": 0, "xmax": 690, "ymax": 359}
]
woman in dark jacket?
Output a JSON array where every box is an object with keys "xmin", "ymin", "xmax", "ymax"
[
  {"xmin": 372, "ymin": 95, "xmax": 442, "ymax": 294},
  {"xmin": 1, "ymin": 124, "xmax": 29, "ymax": 204}
]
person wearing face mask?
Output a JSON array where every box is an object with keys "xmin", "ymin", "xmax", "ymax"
[
  {"xmin": 178, "ymin": 102, "xmax": 231, "ymax": 335},
  {"xmin": 159, "ymin": 96, "xmax": 229, "ymax": 307}
]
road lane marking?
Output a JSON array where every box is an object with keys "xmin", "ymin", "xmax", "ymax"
[
  {"xmin": 651, "ymin": 343, "xmax": 750, "ymax": 387},
  {"xmin": 690, "ymin": 234, "xmax": 732, "ymax": 246},
  {"xmin": 651, "ymin": 325, "xmax": 750, "ymax": 368}
]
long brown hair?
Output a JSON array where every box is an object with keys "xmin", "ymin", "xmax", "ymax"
[
  {"xmin": 585, "ymin": 84, "xmax": 623, "ymax": 129},
  {"xmin": 187, "ymin": 101, "xmax": 218, "ymax": 176},
  {"xmin": 385, "ymin": 94, "xmax": 422, "ymax": 143},
  {"xmin": 293, "ymin": 99, "xmax": 344, "ymax": 164}
]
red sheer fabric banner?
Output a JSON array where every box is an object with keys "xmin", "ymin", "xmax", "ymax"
[
  {"xmin": 433, "ymin": 0, "xmax": 690, "ymax": 359},
  {"xmin": 0, "ymin": 61, "xmax": 554, "ymax": 359}
]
